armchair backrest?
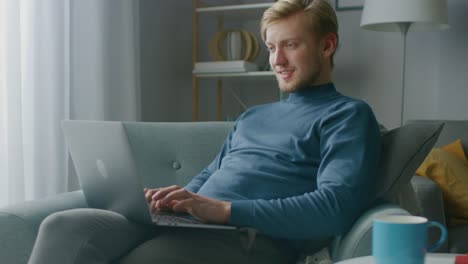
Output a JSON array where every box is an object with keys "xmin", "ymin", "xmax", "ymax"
[
  {"xmin": 121, "ymin": 121, "xmax": 444, "ymax": 262},
  {"xmin": 123, "ymin": 121, "xmax": 234, "ymax": 188},
  {"xmin": 407, "ymin": 119, "xmax": 468, "ymax": 153}
]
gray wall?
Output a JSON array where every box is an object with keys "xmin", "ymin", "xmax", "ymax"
[
  {"xmin": 140, "ymin": 0, "xmax": 468, "ymax": 128},
  {"xmin": 334, "ymin": 0, "xmax": 468, "ymax": 129},
  {"xmin": 140, "ymin": 0, "xmax": 193, "ymax": 122},
  {"xmin": 410, "ymin": 0, "xmax": 468, "ymax": 122}
]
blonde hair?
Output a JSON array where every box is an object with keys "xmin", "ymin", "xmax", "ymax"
[{"xmin": 261, "ymin": 0, "xmax": 339, "ymax": 67}]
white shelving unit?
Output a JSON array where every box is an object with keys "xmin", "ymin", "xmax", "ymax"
[
  {"xmin": 197, "ymin": 3, "xmax": 273, "ymax": 19},
  {"xmin": 192, "ymin": 0, "xmax": 275, "ymax": 121}
]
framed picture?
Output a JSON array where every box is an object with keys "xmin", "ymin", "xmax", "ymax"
[{"xmin": 335, "ymin": 0, "xmax": 364, "ymax": 11}]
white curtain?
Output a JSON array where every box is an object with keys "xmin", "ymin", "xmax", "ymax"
[{"xmin": 0, "ymin": 0, "xmax": 140, "ymax": 207}]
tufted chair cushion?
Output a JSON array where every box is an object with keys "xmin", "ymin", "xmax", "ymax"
[{"xmin": 123, "ymin": 122, "xmax": 234, "ymax": 188}]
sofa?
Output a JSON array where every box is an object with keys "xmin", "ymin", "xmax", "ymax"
[
  {"xmin": 406, "ymin": 120, "xmax": 468, "ymax": 254},
  {"xmin": 0, "ymin": 121, "xmax": 445, "ymax": 263}
]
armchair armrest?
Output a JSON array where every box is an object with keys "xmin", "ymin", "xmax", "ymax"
[
  {"xmin": 410, "ymin": 176, "xmax": 446, "ymax": 225},
  {"xmin": 0, "ymin": 191, "xmax": 87, "ymax": 264},
  {"xmin": 330, "ymin": 203, "xmax": 410, "ymax": 262},
  {"xmin": 410, "ymin": 176, "xmax": 448, "ymax": 252}
]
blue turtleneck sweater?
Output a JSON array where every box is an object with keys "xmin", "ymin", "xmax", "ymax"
[{"xmin": 184, "ymin": 83, "xmax": 381, "ymax": 244}]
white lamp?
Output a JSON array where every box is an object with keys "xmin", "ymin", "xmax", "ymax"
[{"xmin": 360, "ymin": 0, "xmax": 449, "ymax": 126}]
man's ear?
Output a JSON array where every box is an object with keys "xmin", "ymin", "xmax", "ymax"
[{"xmin": 321, "ymin": 32, "xmax": 337, "ymax": 58}]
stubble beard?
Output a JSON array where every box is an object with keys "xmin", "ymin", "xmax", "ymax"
[
  {"xmin": 277, "ymin": 62, "xmax": 322, "ymax": 93},
  {"xmin": 276, "ymin": 65, "xmax": 321, "ymax": 93}
]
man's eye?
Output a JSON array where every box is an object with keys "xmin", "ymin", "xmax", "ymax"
[
  {"xmin": 267, "ymin": 46, "xmax": 275, "ymax": 52},
  {"xmin": 286, "ymin": 43, "xmax": 297, "ymax": 49}
]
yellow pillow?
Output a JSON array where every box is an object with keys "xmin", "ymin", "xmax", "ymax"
[
  {"xmin": 450, "ymin": 217, "xmax": 468, "ymax": 226},
  {"xmin": 440, "ymin": 139, "xmax": 467, "ymax": 161},
  {"xmin": 416, "ymin": 148, "xmax": 468, "ymax": 226}
]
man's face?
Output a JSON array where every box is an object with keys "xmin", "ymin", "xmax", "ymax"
[{"xmin": 265, "ymin": 12, "xmax": 328, "ymax": 93}]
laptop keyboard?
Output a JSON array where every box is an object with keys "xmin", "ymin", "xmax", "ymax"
[{"xmin": 151, "ymin": 212, "xmax": 202, "ymax": 226}]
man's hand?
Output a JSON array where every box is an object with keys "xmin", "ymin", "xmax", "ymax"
[
  {"xmin": 144, "ymin": 186, "xmax": 178, "ymax": 212},
  {"xmin": 144, "ymin": 186, "xmax": 231, "ymax": 224}
]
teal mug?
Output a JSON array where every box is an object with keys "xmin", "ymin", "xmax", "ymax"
[{"xmin": 372, "ymin": 215, "xmax": 447, "ymax": 264}]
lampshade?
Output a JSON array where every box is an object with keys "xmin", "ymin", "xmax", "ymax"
[{"xmin": 360, "ymin": 0, "xmax": 449, "ymax": 32}]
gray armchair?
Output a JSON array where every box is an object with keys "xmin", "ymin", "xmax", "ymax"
[{"xmin": 0, "ymin": 121, "xmax": 444, "ymax": 263}]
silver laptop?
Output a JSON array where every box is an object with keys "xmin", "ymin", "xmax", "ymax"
[{"xmin": 62, "ymin": 120, "xmax": 236, "ymax": 230}]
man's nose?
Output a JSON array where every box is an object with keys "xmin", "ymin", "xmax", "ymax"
[{"xmin": 271, "ymin": 49, "xmax": 287, "ymax": 66}]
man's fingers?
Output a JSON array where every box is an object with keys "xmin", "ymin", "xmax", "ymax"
[
  {"xmin": 171, "ymin": 199, "xmax": 206, "ymax": 222},
  {"xmin": 149, "ymin": 199, "xmax": 177, "ymax": 212},
  {"xmin": 144, "ymin": 188, "xmax": 162, "ymax": 203},
  {"xmin": 149, "ymin": 200, "xmax": 157, "ymax": 212},
  {"xmin": 160, "ymin": 188, "xmax": 193, "ymax": 206},
  {"xmin": 152, "ymin": 185, "xmax": 181, "ymax": 200},
  {"xmin": 171, "ymin": 198, "xmax": 192, "ymax": 212}
]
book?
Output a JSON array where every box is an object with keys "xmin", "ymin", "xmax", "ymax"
[{"xmin": 193, "ymin": 60, "xmax": 259, "ymax": 74}]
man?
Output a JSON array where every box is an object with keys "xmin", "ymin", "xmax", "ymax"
[{"xmin": 28, "ymin": 0, "xmax": 381, "ymax": 263}]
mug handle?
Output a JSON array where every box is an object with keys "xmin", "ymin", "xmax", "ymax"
[{"xmin": 427, "ymin": 221, "xmax": 448, "ymax": 252}]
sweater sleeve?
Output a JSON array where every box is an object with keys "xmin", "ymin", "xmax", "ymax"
[
  {"xmin": 184, "ymin": 122, "xmax": 237, "ymax": 193},
  {"xmin": 229, "ymin": 101, "xmax": 381, "ymax": 239}
]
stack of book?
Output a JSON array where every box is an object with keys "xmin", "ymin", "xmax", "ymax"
[{"xmin": 193, "ymin": 60, "xmax": 259, "ymax": 74}]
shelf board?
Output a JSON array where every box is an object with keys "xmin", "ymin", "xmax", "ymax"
[
  {"xmin": 194, "ymin": 71, "xmax": 275, "ymax": 78},
  {"xmin": 197, "ymin": 3, "xmax": 273, "ymax": 19}
]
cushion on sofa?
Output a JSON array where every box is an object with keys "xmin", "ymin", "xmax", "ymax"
[
  {"xmin": 371, "ymin": 122, "xmax": 444, "ymax": 203},
  {"xmin": 416, "ymin": 148, "xmax": 468, "ymax": 226},
  {"xmin": 441, "ymin": 139, "xmax": 467, "ymax": 161}
]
